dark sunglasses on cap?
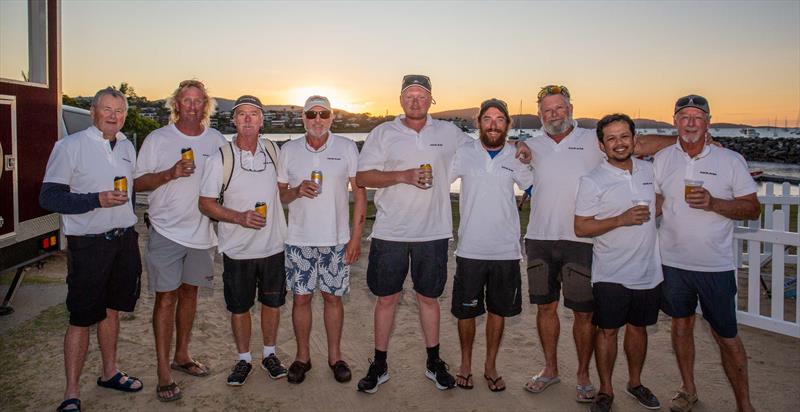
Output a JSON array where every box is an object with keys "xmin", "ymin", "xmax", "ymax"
[
  {"xmin": 305, "ymin": 110, "xmax": 331, "ymax": 119},
  {"xmin": 537, "ymin": 85, "xmax": 570, "ymax": 102},
  {"xmin": 674, "ymin": 95, "xmax": 709, "ymax": 114}
]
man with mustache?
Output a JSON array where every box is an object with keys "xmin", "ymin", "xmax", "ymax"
[
  {"xmin": 355, "ymin": 75, "xmax": 531, "ymax": 393},
  {"xmin": 523, "ymin": 85, "xmax": 674, "ymax": 402},
  {"xmin": 277, "ymin": 95, "xmax": 367, "ymax": 384},
  {"xmin": 654, "ymin": 95, "xmax": 759, "ymax": 412},
  {"xmin": 134, "ymin": 79, "xmax": 225, "ymax": 401},
  {"xmin": 449, "ymin": 99, "xmax": 533, "ymax": 392},
  {"xmin": 574, "ymin": 114, "xmax": 663, "ymax": 412}
]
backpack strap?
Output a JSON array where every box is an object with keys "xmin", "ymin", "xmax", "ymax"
[
  {"xmin": 218, "ymin": 141, "xmax": 234, "ymax": 203},
  {"xmin": 260, "ymin": 136, "xmax": 280, "ymax": 171}
]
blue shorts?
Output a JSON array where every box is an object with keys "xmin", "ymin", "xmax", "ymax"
[
  {"xmin": 661, "ymin": 265, "xmax": 738, "ymax": 338},
  {"xmin": 366, "ymin": 238, "xmax": 449, "ymax": 298},
  {"xmin": 285, "ymin": 244, "xmax": 349, "ymax": 296}
]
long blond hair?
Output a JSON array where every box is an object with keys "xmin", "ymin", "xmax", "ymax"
[{"xmin": 165, "ymin": 79, "xmax": 217, "ymax": 128}]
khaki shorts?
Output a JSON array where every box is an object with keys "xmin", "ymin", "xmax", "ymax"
[
  {"xmin": 146, "ymin": 228, "xmax": 215, "ymax": 293},
  {"xmin": 525, "ymin": 239, "xmax": 593, "ymax": 312}
]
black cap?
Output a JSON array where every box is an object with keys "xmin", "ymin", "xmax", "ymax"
[
  {"xmin": 401, "ymin": 74, "xmax": 432, "ymax": 93},
  {"xmin": 478, "ymin": 98, "xmax": 510, "ymax": 122},
  {"xmin": 232, "ymin": 95, "xmax": 263, "ymax": 112},
  {"xmin": 674, "ymin": 94, "xmax": 710, "ymax": 114}
]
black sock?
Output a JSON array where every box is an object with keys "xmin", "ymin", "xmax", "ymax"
[
  {"xmin": 374, "ymin": 349, "xmax": 387, "ymax": 365},
  {"xmin": 426, "ymin": 344, "xmax": 440, "ymax": 364}
]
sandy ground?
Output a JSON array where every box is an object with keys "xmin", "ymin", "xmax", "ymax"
[{"xmin": 1, "ymin": 214, "xmax": 799, "ymax": 412}]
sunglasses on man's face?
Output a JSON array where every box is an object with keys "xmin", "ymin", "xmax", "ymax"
[
  {"xmin": 537, "ymin": 85, "xmax": 571, "ymax": 101},
  {"xmin": 305, "ymin": 110, "xmax": 331, "ymax": 119}
]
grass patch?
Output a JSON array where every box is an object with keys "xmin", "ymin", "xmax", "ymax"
[{"xmin": 0, "ymin": 271, "xmax": 64, "ymax": 285}]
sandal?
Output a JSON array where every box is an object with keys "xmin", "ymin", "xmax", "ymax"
[
  {"xmin": 455, "ymin": 373, "xmax": 473, "ymax": 389},
  {"xmin": 484, "ymin": 374, "xmax": 506, "ymax": 392},
  {"xmin": 96, "ymin": 371, "xmax": 143, "ymax": 393},
  {"xmin": 156, "ymin": 381, "xmax": 182, "ymax": 402},
  {"xmin": 524, "ymin": 373, "xmax": 561, "ymax": 393},
  {"xmin": 170, "ymin": 360, "xmax": 210, "ymax": 377},
  {"xmin": 576, "ymin": 383, "xmax": 596, "ymax": 403},
  {"xmin": 56, "ymin": 398, "xmax": 81, "ymax": 412}
]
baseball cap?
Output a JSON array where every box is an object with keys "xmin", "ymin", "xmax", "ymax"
[
  {"xmin": 401, "ymin": 74, "xmax": 432, "ymax": 93},
  {"xmin": 232, "ymin": 95, "xmax": 263, "ymax": 112},
  {"xmin": 478, "ymin": 98, "xmax": 510, "ymax": 122},
  {"xmin": 674, "ymin": 94, "xmax": 710, "ymax": 114},
  {"xmin": 304, "ymin": 95, "xmax": 332, "ymax": 111}
]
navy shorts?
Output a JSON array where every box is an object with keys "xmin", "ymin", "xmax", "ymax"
[
  {"xmin": 65, "ymin": 228, "xmax": 142, "ymax": 327},
  {"xmin": 661, "ymin": 265, "xmax": 738, "ymax": 338},
  {"xmin": 451, "ymin": 257, "xmax": 522, "ymax": 319},
  {"xmin": 366, "ymin": 238, "xmax": 449, "ymax": 298},
  {"xmin": 525, "ymin": 239, "xmax": 593, "ymax": 312},
  {"xmin": 592, "ymin": 282, "xmax": 662, "ymax": 329},
  {"xmin": 223, "ymin": 252, "xmax": 286, "ymax": 314}
]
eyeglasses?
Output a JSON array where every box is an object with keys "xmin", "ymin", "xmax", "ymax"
[
  {"xmin": 239, "ymin": 145, "xmax": 268, "ymax": 172},
  {"xmin": 537, "ymin": 85, "xmax": 570, "ymax": 102},
  {"xmin": 305, "ymin": 110, "xmax": 331, "ymax": 119}
]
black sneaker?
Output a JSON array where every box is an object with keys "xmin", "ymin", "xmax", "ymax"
[
  {"xmin": 589, "ymin": 392, "xmax": 614, "ymax": 412},
  {"xmin": 626, "ymin": 385, "xmax": 661, "ymax": 410},
  {"xmin": 261, "ymin": 353, "xmax": 288, "ymax": 379},
  {"xmin": 226, "ymin": 360, "xmax": 253, "ymax": 386},
  {"xmin": 425, "ymin": 358, "xmax": 455, "ymax": 390},
  {"xmin": 356, "ymin": 359, "xmax": 389, "ymax": 394}
]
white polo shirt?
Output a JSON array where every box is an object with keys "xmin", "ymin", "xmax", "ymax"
[
  {"xmin": 43, "ymin": 126, "xmax": 138, "ymax": 235},
  {"xmin": 357, "ymin": 115, "xmax": 472, "ymax": 241},
  {"xmin": 134, "ymin": 124, "xmax": 226, "ymax": 249},
  {"xmin": 199, "ymin": 139, "xmax": 286, "ymax": 259},
  {"xmin": 451, "ymin": 140, "xmax": 533, "ymax": 260},
  {"xmin": 524, "ymin": 124, "xmax": 605, "ymax": 243},
  {"xmin": 654, "ymin": 143, "xmax": 758, "ymax": 272},
  {"xmin": 277, "ymin": 133, "xmax": 358, "ymax": 246},
  {"xmin": 575, "ymin": 159, "xmax": 663, "ymax": 289}
]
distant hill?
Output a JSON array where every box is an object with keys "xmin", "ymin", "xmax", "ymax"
[{"xmin": 430, "ymin": 108, "xmax": 479, "ymax": 120}]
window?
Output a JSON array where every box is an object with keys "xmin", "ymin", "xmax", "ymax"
[{"xmin": 0, "ymin": 0, "xmax": 48, "ymax": 85}]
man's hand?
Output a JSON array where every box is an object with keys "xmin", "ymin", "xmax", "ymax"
[
  {"xmin": 169, "ymin": 159, "xmax": 196, "ymax": 179},
  {"xmin": 344, "ymin": 236, "xmax": 361, "ymax": 264},
  {"xmin": 295, "ymin": 179, "xmax": 320, "ymax": 199},
  {"xmin": 401, "ymin": 167, "xmax": 431, "ymax": 189},
  {"xmin": 618, "ymin": 205, "xmax": 650, "ymax": 226},
  {"xmin": 235, "ymin": 210, "xmax": 266, "ymax": 229},
  {"xmin": 514, "ymin": 142, "xmax": 532, "ymax": 164},
  {"xmin": 99, "ymin": 190, "xmax": 128, "ymax": 207},
  {"xmin": 686, "ymin": 186, "xmax": 714, "ymax": 211}
]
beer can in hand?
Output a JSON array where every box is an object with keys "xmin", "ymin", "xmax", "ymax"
[
  {"xmin": 255, "ymin": 202, "xmax": 267, "ymax": 218},
  {"xmin": 181, "ymin": 147, "xmax": 195, "ymax": 163},
  {"xmin": 420, "ymin": 164, "xmax": 432, "ymax": 188},
  {"xmin": 113, "ymin": 176, "xmax": 127, "ymax": 192},
  {"xmin": 311, "ymin": 170, "xmax": 323, "ymax": 194}
]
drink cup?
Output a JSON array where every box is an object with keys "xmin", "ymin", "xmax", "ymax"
[
  {"xmin": 631, "ymin": 199, "xmax": 651, "ymax": 207},
  {"xmin": 684, "ymin": 179, "xmax": 704, "ymax": 200}
]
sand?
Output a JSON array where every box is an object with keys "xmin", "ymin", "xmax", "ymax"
[{"xmin": 1, "ymin": 214, "xmax": 799, "ymax": 412}]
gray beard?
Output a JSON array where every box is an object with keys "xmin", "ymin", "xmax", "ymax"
[{"xmin": 543, "ymin": 117, "xmax": 572, "ymax": 135}]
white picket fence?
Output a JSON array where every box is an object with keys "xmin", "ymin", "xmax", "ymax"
[{"xmin": 734, "ymin": 182, "xmax": 799, "ymax": 337}]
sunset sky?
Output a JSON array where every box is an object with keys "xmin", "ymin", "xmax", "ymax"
[{"xmin": 53, "ymin": 0, "xmax": 800, "ymax": 125}]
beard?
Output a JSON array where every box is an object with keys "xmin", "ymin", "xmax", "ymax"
[
  {"xmin": 306, "ymin": 126, "xmax": 330, "ymax": 139},
  {"xmin": 479, "ymin": 126, "xmax": 507, "ymax": 149},
  {"xmin": 679, "ymin": 132, "xmax": 703, "ymax": 144},
  {"xmin": 542, "ymin": 114, "xmax": 573, "ymax": 136}
]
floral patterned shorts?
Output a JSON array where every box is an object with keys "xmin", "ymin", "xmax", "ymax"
[{"xmin": 285, "ymin": 244, "xmax": 349, "ymax": 296}]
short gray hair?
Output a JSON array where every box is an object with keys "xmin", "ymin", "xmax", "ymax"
[{"xmin": 91, "ymin": 87, "xmax": 128, "ymax": 111}]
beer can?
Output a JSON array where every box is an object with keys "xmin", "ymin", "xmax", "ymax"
[
  {"xmin": 181, "ymin": 147, "xmax": 195, "ymax": 161},
  {"xmin": 113, "ymin": 176, "xmax": 127, "ymax": 192},
  {"xmin": 311, "ymin": 170, "xmax": 323, "ymax": 194},
  {"xmin": 255, "ymin": 202, "xmax": 267, "ymax": 218},
  {"xmin": 420, "ymin": 163, "xmax": 433, "ymax": 188}
]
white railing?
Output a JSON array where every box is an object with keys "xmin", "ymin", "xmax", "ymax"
[{"xmin": 734, "ymin": 182, "xmax": 799, "ymax": 337}]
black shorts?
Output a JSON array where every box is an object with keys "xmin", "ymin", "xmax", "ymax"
[
  {"xmin": 223, "ymin": 252, "xmax": 286, "ymax": 314},
  {"xmin": 451, "ymin": 257, "xmax": 522, "ymax": 319},
  {"xmin": 366, "ymin": 238, "xmax": 449, "ymax": 298},
  {"xmin": 661, "ymin": 265, "xmax": 738, "ymax": 338},
  {"xmin": 525, "ymin": 239, "xmax": 593, "ymax": 312},
  {"xmin": 65, "ymin": 228, "xmax": 142, "ymax": 327},
  {"xmin": 592, "ymin": 282, "xmax": 662, "ymax": 329}
]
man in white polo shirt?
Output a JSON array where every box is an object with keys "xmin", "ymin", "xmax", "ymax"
[
  {"xmin": 654, "ymin": 95, "xmax": 759, "ymax": 412},
  {"xmin": 277, "ymin": 95, "xmax": 366, "ymax": 384},
  {"xmin": 134, "ymin": 79, "xmax": 225, "ymax": 401},
  {"xmin": 523, "ymin": 85, "xmax": 674, "ymax": 402},
  {"xmin": 449, "ymin": 98, "xmax": 533, "ymax": 392},
  {"xmin": 199, "ymin": 95, "xmax": 289, "ymax": 387},
  {"xmin": 574, "ymin": 114, "xmax": 663, "ymax": 412},
  {"xmin": 355, "ymin": 75, "xmax": 531, "ymax": 394},
  {"xmin": 41, "ymin": 87, "xmax": 143, "ymax": 412}
]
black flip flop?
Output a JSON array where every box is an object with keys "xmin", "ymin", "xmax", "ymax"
[
  {"xmin": 96, "ymin": 371, "xmax": 143, "ymax": 392},
  {"xmin": 484, "ymin": 374, "xmax": 506, "ymax": 392},
  {"xmin": 57, "ymin": 398, "xmax": 81, "ymax": 412},
  {"xmin": 456, "ymin": 373, "xmax": 473, "ymax": 389}
]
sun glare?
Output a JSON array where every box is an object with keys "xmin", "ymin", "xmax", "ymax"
[{"xmin": 285, "ymin": 86, "xmax": 369, "ymax": 114}]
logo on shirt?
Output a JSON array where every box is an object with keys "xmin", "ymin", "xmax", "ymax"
[
  {"xmin": 429, "ymin": 143, "xmax": 443, "ymax": 147},
  {"xmin": 642, "ymin": 182, "xmax": 653, "ymax": 186},
  {"xmin": 501, "ymin": 166, "xmax": 514, "ymax": 172},
  {"xmin": 121, "ymin": 157, "xmax": 132, "ymax": 163},
  {"xmin": 326, "ymin": 157, "xmax": 342, "ymax": 161},
  {"xmin": 568, "ymin": 146, "xmax": 584, "ymax": 151},
  {"xmin": 699, "ymin": 171, "xmax": 717, "ymax": 176},
  {"xmin": 202, "ymin": 153, "xmax": 210, "ymax": 157}
]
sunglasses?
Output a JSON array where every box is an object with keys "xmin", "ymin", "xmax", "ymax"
[
  {"xmin": 675, "ymin": 96, "xmax": 708, "ymax": 112},
  {"xmin": 305, "ymin": 110, "xmax": 331, "ymax": 119},
  {"xmin": 537, "ymin": 85, "xmax": 570, "ymax": 101}
]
